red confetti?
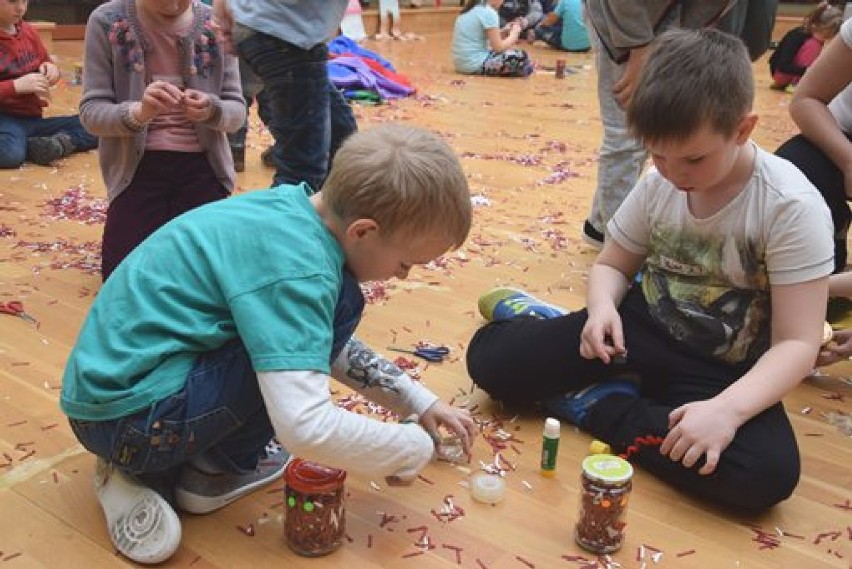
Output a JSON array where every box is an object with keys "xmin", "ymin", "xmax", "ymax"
[
  {"xmin": 676, "ymin": 549, "xmax": 696, "ymax": 557},
  {"xmin": 237, "ymin": 524, "xmax": 255, "ymax": 536},
  {"xmin": 442, "ymin": 544, "xmax": 463, "ymax": 565},
  {"xmin": 515, "ymin": 555, "xmax": 535, "ymax": 568},
  {"xmin": 41, "ymin": 185, "xmax": 107, "ymax": 225}
]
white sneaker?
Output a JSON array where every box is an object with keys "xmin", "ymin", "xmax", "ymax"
[{"xmin": 94, "ymin": 459, "xmax": 182, "ymax": 564}]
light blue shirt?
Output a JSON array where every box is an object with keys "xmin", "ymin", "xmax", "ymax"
[
  {"xmin": 229, "ymin": 0, "xmax": 348, "ymax": 49},
  {"xmin": 452, "ymin": 5, "xmax": 499, "ymax": 74},
  {"xmin": 61, "ymin": 185, "xmax": 344, "ymax": 421},
  {"xmin": 555, "ymin": 0, "xmax": 589, "ymax": 51}
]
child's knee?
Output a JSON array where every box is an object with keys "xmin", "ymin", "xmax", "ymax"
[{"xmin": 724, "ymin": 448, "xmax": 800, "ymax": 511}]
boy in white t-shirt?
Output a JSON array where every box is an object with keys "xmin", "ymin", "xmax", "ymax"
[{"xmin": 467, "ymin": 28, "xmax": 833, "ymax": 511}]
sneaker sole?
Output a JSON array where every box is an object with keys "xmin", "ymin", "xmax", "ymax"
[
  {"xmin": 106, "ymin": 488, "xmax": 182, "ymax": 564},
  {"xmin": 175, "ymin": 461, "xmax": 287, "ymax": 515}
]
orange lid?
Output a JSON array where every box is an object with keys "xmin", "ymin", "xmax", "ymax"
[{"xmin": 285, "ymin": 458, "xmax": 346, "ymax": 494}]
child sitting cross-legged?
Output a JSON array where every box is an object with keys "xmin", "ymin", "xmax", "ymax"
[
  {"xmin": 467, "ymin": 28, "xmax": 833, "ymax": 512},
  {"xmin": 61, "ymin": 124, "xmax": 477, "ymax": 565},
  {"xmin": 0, "ymin": 0, "xmax": 97, "ymax": 167}
]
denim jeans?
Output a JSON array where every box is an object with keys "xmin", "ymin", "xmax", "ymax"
[
  {"xmin": 69, "ymin": 269, "xmax": 364, "ymax": 495},
  {"xmin": 0, "ymin": 112, "xmax": 98, "ymax": 168},
  {"xmin": 234, "ymin": 25, "xmax": 357, "ymax": 192},
  {"xmin": 585, "ymin": 26, "xmax": 648, "ymax": 235},
  {"xmin": 227, "ymin": 58, "xmax": 272, "ymax": 149}
]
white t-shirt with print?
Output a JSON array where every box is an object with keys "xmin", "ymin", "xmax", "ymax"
[{"xmin": 608, "ymin": 144, "xmax": 833, "ymax": 364}]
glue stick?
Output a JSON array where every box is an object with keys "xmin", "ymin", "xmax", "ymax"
[{"xmin": 540, "ymin": 417, "xmax": 560, "ymax": 477}]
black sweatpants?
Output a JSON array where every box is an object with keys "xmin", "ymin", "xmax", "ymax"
[
  {"xmin": 466, "ymin": 287, "xmax": 800, "ymax": 512},
  {"xmin": 776, "ymin": 133, "xmax": 851, "ymax": 274}
]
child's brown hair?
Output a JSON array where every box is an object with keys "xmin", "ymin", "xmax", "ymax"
[
  {"xmin": 627, "ymin": 27, "xmax": 754, "ymax": 145},
  {"xmin": 804, "ymin": 2, "xmax": 842, "ymax": 39},
  {"xmin": 323, "ymin": 124, "xmax": 471, "ymax": 249}
]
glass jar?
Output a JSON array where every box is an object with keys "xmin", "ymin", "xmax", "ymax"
[
  {"xmin": 574, "ymin": 454, "xmax": 633, "ymax": 554},
  {"xmin": 284, "ymin": 459, "xmax": 347, "ymax": 556}
]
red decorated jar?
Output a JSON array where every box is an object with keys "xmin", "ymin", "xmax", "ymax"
[{"xmin": 284, "ymin": 459, "xmax": 347, "ymax": 556}]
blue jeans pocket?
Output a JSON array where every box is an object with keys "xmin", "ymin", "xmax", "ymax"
[{"xmin": 71, "ymin": 398, "xmax": 243, "ymax": 475}]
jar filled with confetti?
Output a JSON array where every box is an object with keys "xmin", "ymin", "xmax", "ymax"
[
  {"xmin": 574, "ymin": 454, "xmax": 633, "ymax": 554},
  {"xmin": 284, "ymin": 459, "xmax": 347, "ymax": 556}
]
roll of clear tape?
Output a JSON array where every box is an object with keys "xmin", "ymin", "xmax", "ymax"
[{"xmin": 470, "ymin": 472, "xmax": 506, "ymax": 504}]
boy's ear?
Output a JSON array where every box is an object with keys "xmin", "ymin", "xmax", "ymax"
[
  {"xmin": 345, "ymin": 218, "xmax": 380, "ymax": 242},
  {"xmin": 735, "ymin": 112, "xmax": 759, "ymax": 144}
]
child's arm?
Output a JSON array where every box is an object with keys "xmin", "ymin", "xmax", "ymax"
[
  {"xmin": 78, "ymin": 10, "xmax": 146, "ymax": 136},
  {"xmin": 790, "ymin": 32, "xmax": 852, "ymax": 198},
  {"xmin": 661, "ymin": 277, "xmax": 828, "ymax": 475},
  {"xmin": 817, "ymin": 272, "xmax": 852, "ymax": 365},
  {"xmin": 829, "ymin": 271, "xmax": 852, "ymax": 297},
  {"xmin": 487, "ymin": 22, "xmax": 521, "ymax": 52},
  {"xmin": 330, "ymin": 337, "xmax": 476, "ymax": 453},
  {"xmin": 539, "ymin": 11, "xmax": 560, "ymax": 28},
  {"xmin": 582, "ymin": 240, "xmax": 645, "ymax": 363},
  {"xmin": 258, "ymin": 369, "xmax": 435, "ymax": 481}
]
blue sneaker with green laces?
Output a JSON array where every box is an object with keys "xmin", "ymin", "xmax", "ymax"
[
  {"xmin": 544, "ymin": 380, "xmax": 640, "ymax": 428},
  {"xmin": 478, "ymin": 287, "xmax": 567, "ymax": 322}
]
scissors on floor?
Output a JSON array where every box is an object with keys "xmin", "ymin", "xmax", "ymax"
[
  {"xmin": 387, "ymin": 345, "xmax": 450, "ymax": 363},
  {"xmin": 1, "ymin": 301, "xmax": 38, "ymax": 325}
]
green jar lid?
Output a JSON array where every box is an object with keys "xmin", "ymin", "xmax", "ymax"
[{"xmin": 582, "ymin": 454, "xmax": 633, "ymax": 483}]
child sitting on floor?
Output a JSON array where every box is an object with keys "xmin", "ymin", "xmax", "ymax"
[
  {"xmin": 466, "ymin": 28, "xmax": 833, "ymax": 512},
  {"xmin": 61, "ymin": 124, "xmax": 477, "ymax": 565},
  {"xmin": 769, "ymin": 1, "xmax": 842, "ymax": 91},
  {"xmin": 452, "ymin": 0, "xmax": 533, "ymax": 77},
  {"xmin": 0, "ymin": 0, "xmax": 97, "ymax": 167},
  {"xmin": 531, "ymin": 0, "xmax": 590, "ymax": 52}
]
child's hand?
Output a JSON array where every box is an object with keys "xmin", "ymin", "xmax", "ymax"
[
  {"xmin": 816, "ymin": 328, "xmax": 852, "ymax": 366},
  {"xmin": 580, "ymin": 305, "xmax": 626, "ymax": 364},
  {"xmin": 419, "ymin": 401, "xmax": 476, "ymax": 458},
  {"xmin": 613, "ymin": 44, "xmax": 650, "ymax": 109},
  {"xmin": 182, "ymin": 89, "xmax": 213, "ymax": 122},
  {"xmin": 39, "ymin": 62, "xmax": 60, "ymax": 85},
  {"xmin": 211, "ymin": 0, "xmax": 236, "ymax": 54},
  {"xmin": 138, "ymin": 80, "xmax": 184, "ymax": 121},
  {"xmin": 661, "ymin": 398, "xmax": 738, "ymax": 476},
  {"xmin": 13, "ymin": 72, "xmax": 49, "ymax": 98}
]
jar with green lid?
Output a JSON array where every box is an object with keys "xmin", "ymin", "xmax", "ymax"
[
  {"xmin": 284, "ymin": 459, "xmax": 347, "ymax": 556},
  {"xmin": 574, "ymin": 453, "xmax": 633, "ymax": 554}
]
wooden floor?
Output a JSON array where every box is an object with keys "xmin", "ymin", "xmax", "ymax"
[{"xmin": 1, "ymin": 31, "xmax": 851, "ymax": 569}]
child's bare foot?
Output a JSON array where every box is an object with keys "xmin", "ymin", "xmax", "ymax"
[
  {"xmin": 374, "ymin": 32, "xmax": 391, "ymax": 41},
  {"xmin": 391, "ymin": 28, "xmax": 404, "ymax": 40}
]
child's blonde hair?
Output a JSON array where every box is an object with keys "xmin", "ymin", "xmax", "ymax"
[
  {"xmin": 323, "ymin": 124, "xmax": 471, "ymax": 249},
  {"xmin": 804, "ymin": 2, "xmax": 842, "ymax": 39}
]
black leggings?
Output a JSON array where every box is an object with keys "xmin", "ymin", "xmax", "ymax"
[
  {"xmin": 776, "ymin": 133, "xmax": 851, "ymax": 274},
  {"xmin": 466, "ymin": 288, "xmax": 800, "ymax": 512}
]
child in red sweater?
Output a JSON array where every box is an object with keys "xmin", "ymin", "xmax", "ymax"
[{"xmin": 0, "ymin": 0, "xmax": 97, "ymax": 167}]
